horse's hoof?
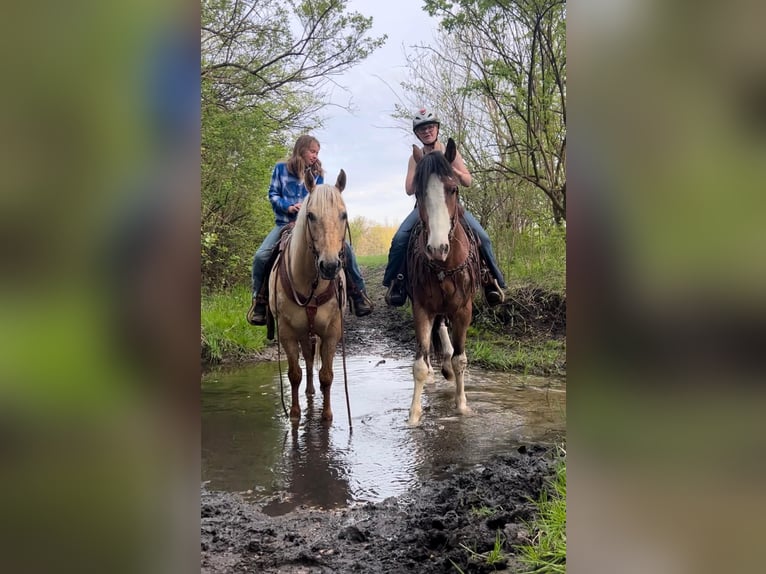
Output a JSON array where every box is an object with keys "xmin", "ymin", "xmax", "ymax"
[
  {"xmin": 456, "ymin": 404, "xmax": 471, "ymax": 416},
  {"xmin": 321, "ymin": 412, "xmax": 333, "ymax": 423},
  {"xmin": 306, "ymin": 387, "xmax": 316, "ymax": 396},
  {"xmin": 407, "ymin": 411, "xmax": 422, "ymax": 427},
  {"xmin": 289, "ymin": 409, "xmax": 301, "ymax": 421}
]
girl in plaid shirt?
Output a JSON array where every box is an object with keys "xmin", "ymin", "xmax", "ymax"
[{"xmin": 247, "ymin": 135, "xmax": 373, "ymax": 325}]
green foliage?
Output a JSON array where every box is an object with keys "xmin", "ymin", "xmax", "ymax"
[
  {"xmin": 202, "ymin": 0, "xmax": 387, "ymax": 130},
  {"xmin": 467, "ymin": 336, "xmax": 564, "ymax": 376},
  {"xmin": 201, "ymin": 83, "xmax": 286, "ymax": 289},
  {"xmin": 201, "ymin": 285, "xmax": 270, "ymax": 362},
  {"xmin": 501, "ymin": 223, "xmax": 566, "ymax": 295},
  {"xmin": 412, "ymin": 0, "xmax": 566, "ymax": 225},
  {"xmin": 356, "ymin": 254, "xmax": 388, "ymax": 267},
  {"xmin": 348, "ymin": 216, "xmax": 396, "ymax": 256},
  {"xmin": 455, "ymin": 530, "xmax": 507, "ymax": 568},
  {"xmin": 518, "ymin": 448, "xmax": 567, "ymax": 573},
  {"xmin": 200, "ymin": 0, "xmax": 387, "ymax": 289}
]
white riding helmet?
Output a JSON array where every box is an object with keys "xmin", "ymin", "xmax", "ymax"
[{"xmin": 412, "ymin": 108, "xmax": 440, "ymax": 132}]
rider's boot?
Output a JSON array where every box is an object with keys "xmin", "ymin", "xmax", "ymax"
[
  {"xmin": 480, "ymin": 264, "xmax": 505, "ymax": 307},
  {"xmin": 246, "ymin": 294, "xmax": 269, "ymax": 326},
  {"xmin": 385, "ymin": 273, "xmax": 407, "ymax": 307},
  {"xmin": 347, "ymin": 278, "xmax": 374, "ymax": 316},
  {"xmin": 349, "ymin": 289, "xmax": 374, "ymax": 317},
  {"xmin": 483, "ymin": 278, "xmax": 505, "ymax": 306}
]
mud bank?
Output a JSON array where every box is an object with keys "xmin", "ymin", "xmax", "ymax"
[{"xmin": 202, "ymin": 445, "xmax": 557, "ymax": 573}]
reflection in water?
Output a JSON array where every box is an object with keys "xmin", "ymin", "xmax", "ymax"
[
  {"xmin": 262, "ymin": 399, "xmax": 352, "ymax": 515},
  {"xmin": 202, "ymin": 355, "xmax": 565, "ymax": 515}
]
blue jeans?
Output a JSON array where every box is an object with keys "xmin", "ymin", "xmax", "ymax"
[
  {"xmin": 251, "ymin": 225, "xmax": 366, "ymax": 298},
  {"xmin": 462, "ymin": 210, "xmax": 506, "ymax": 288},
  {"xmin": 383, "ymin": 209, "xmax": 419, "ymax": 286},
  {"xmin": 251, "ymin": 225, "xmax": 284, "ymax": 298},
  {"xmin": 344, "ymin": 241, "xmax": 366, "ymax": 294},
  {"xmin": 382, "ymin": 208, "xmax": 506, "ymax": 289}
]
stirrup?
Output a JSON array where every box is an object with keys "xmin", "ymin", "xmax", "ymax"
[
  {"xmin": 246, "ymin": 298, "xmax": 268, "ymax": 325},
  {"xmin": 385, "ymin": 274, "xmax": 407, "ymax": 307},
  {"xmin": 483, "ymin": 278, "xmax": 505, "ymax": 306},
  {"xmin": 350, "ymin": 291, "xmax": 374, "ymax": 317}
]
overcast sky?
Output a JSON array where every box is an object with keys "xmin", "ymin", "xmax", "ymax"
[{"xmin": 313, "ymin": 1, "xmax": 440, "ymax": 227}]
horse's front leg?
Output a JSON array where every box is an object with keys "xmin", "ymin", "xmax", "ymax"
[
  {"xmin": 450, "ymin": 304, "xmax": 472, "ymax": 415},
  {"xmin": 282, "ymin": 338, "xmax": 303, "ymax": 421},
  {"xmin": 299, "ymin": 337, "xmax": 316, "ymax": 397},
  {"xmin": 317, "ymin": 336, "xmax": 337, "ymax": 423},
  {"xmin": 409, "ymin": 306, "xmax": 435, "ymax": 427}
]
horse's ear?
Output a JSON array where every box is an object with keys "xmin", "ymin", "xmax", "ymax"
[
  {"xmin": 445, "ymin": 138, "xmax": 457, "ymax": 164},
  {"xmin": 335, "ymin": 169, "xmax": 346, "ymax": 193},
  {"xmin": 413, "ymin": 144, "xmax": 423, "ymax": 164},
  {"xmin": 305, "ymin": 169, "xmax": 316, "ymax": 193}
]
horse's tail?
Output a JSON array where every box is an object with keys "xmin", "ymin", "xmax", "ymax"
[{"xmin": 431, "ymin": 315, "xmax": 447, "ymax": 357}]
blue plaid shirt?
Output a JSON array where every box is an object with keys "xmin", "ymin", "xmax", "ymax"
[{"xmin": 268, "ymin": 162, "xmax": 324, "ymax": 226}]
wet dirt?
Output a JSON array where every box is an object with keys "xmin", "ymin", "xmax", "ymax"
[
  {"xmin": 202, "ymin": 265, "xmax": 565, "ymax": 573},
  {"xmin": 201, "ymin": 445, "xmax": 556, "ymax": 574}
]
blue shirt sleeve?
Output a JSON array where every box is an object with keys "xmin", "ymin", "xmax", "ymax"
[{"xmin": 268, "ymin": 164, "xmax": 291, "ymax": 216}]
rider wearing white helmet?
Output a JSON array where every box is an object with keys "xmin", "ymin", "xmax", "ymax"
[{"xmin": 383, "ymin": 107, "xmax": 506, "ymax": 306}]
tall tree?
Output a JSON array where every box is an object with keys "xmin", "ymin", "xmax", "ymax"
[
  {"xmin": 200, "ymin": 0, "xmax": 386, "ymax": 288},
  {"xmin": 422, "ymin": 0, "xmax": 566, "ymax": 224},
  {"xmin": 201, "ymin": 0, "xmax": 386, "ymax": 129}
]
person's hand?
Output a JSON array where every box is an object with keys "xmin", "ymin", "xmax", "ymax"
[
  {"xmin": 289, "ymin": 202, "xmax": 302, "ymax": 214},
  {"xmin": 452, "ymin": 167, "xmax": 467, "ymax": 185}
]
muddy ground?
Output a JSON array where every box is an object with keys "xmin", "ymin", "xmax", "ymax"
[
  {"xmin": 202, "ymin": 445, "xmax": 557, "ymax": 574},
  {"xmin": 202, "ymin": 265, "xmax": 565, "ymax": 573}
]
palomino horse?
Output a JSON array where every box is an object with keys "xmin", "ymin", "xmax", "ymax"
[
  {"xmin": 406, "ymin": 138, "xmax": 481, "ymax": 426},
  {"xmin": 268, "ymin": 170, "xmax": 348, "ymax": 422}
]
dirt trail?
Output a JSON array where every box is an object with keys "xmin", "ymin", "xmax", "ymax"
[
  {"xmin": 201, "ymin": 445, "xmax": 556, "ymax": 574},
  {"xmin": 203, "ymin": 265, "xmax": 563, "ymax": 573}
]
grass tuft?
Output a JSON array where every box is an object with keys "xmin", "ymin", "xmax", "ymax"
[
  {"xmin": 517, "ymin": 447, "xmax": 567, "ymax": 573},
  {"xmin": 201, "ymin": 285, "xmax": 269, "ymax": 363}
]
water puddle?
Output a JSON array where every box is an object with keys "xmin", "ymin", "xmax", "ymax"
[{"xmin": 202, "ymin": 354, "xmax": 565, "ymax": 515}]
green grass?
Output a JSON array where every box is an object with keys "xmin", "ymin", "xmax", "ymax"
[
  {"xmin": 518, "ymin": 448, "xmax": 567, "ymax": 574},
  {"xmin": 201, "ymin": 285, "xmax": 269, "ymax": 363},
  {"xmin": 357, "ymin": 253, "xmax": 387, "ymax": 266},
  {"xmin": 467, "ymin": 335, "xmax": 565, "ymax": 376},
  {"xmin": 499, "ymin": 225, "xmax": 566, "ymax": 295},
  {"xmin": 452, "ymin": 530, "xmax": 507, "ymax": 572}
]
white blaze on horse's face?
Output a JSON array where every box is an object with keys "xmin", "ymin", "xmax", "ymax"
[
  {"xmin": 423, "ymin": 174, "xmax": 451, "ymax": 261},
  {"xmin": 304, "ymin": 170, "xmax": 348, "ymax": 280}
]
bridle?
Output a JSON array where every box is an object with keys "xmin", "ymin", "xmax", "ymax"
[
  {"xmin": 417, "ymin": 179, "xmax": 460, "ymax": 242},
  {"xmin": 415, "ymin": 180, "xmax": 474, "ymax": 281},
  {"xmin": 285, "ymin": 203, "xmax": 346, "ymax": 308}
]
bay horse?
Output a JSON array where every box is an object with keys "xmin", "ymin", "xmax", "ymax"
[
  {"xmin": 268, "ymin": 170, "xmax": 348, "ymax": 423},
  {"xmin": 406, "ymin": 138, "xmax": 481, "ymax": 426}
]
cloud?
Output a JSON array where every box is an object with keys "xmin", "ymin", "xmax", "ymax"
[{"xmin": 313, "ymin": 0, "xmax": 438, "ymax": 225}]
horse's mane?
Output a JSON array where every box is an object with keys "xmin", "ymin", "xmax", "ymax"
[
  {"xmin": 290, "ymin": 183, "xmax": 344, "ymax": 248},
  {"xmin": 413, "ymin": 150, "xmax": 455, "ymax": 200},
  {"xmin": 304, "ymin": 183, "xmax": 344, "ymax": 211}
]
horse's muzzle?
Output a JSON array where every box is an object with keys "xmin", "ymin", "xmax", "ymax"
[
  {"xmin": 318, "ymin": 258, "xmax": 341, "ymax": 279},
  {"xmin": 426, "ymin": 242, "xmax": 450, "ymax": 261}
]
